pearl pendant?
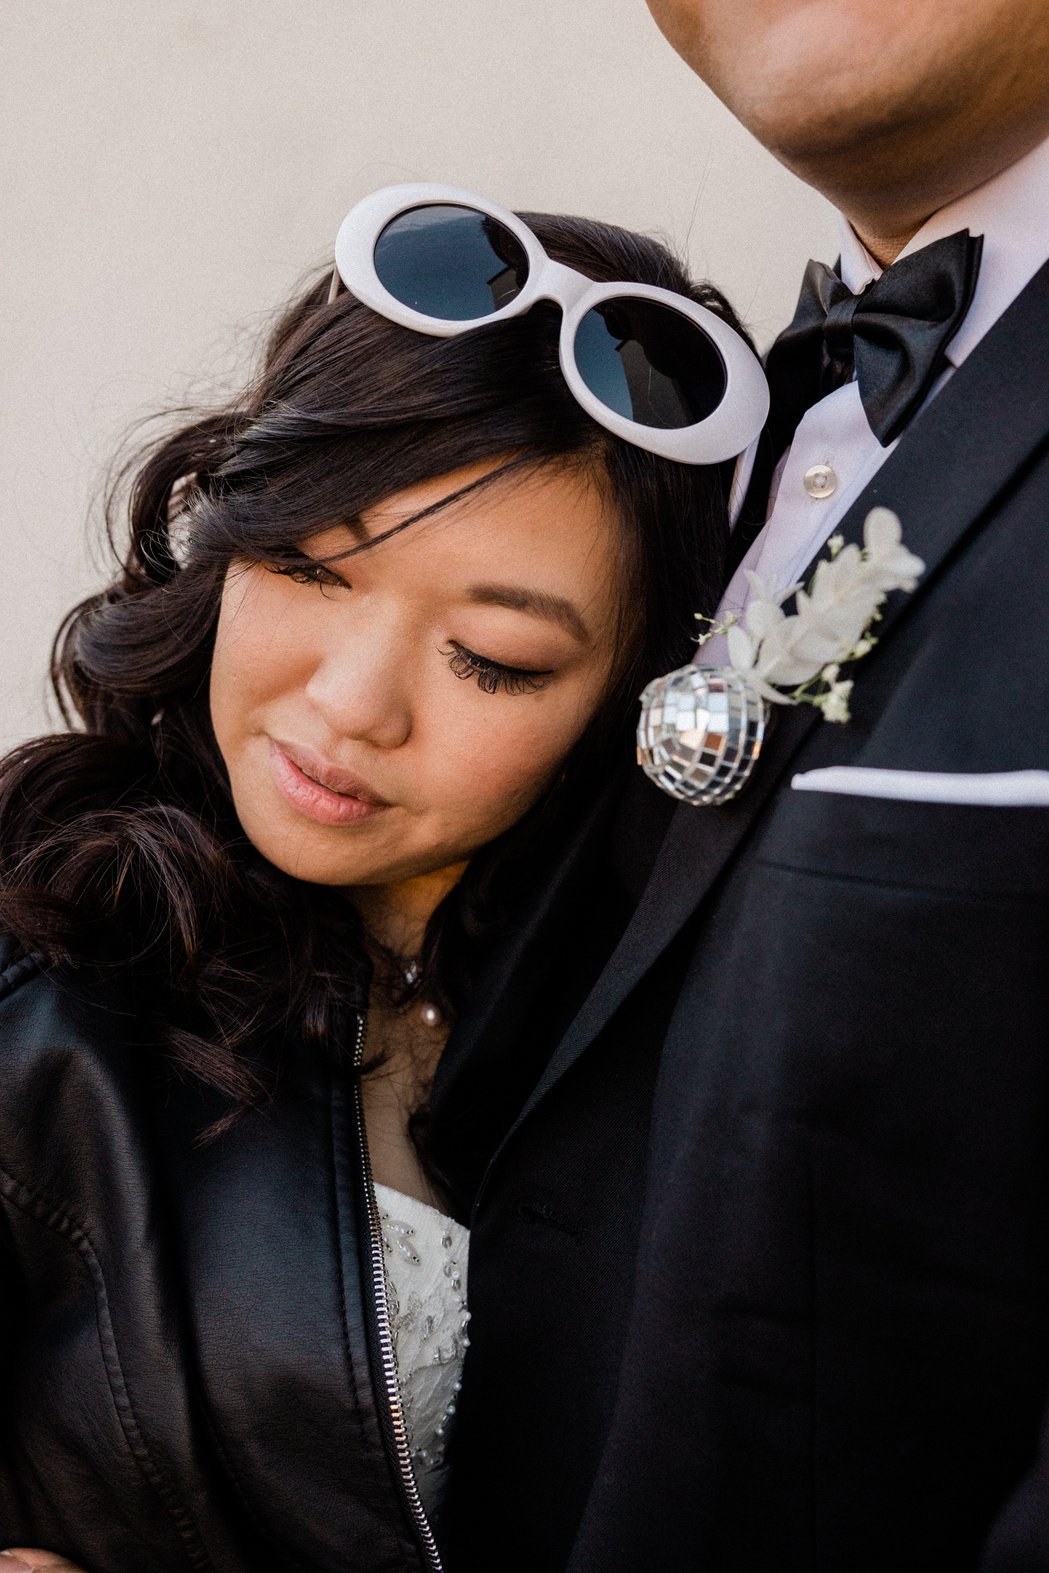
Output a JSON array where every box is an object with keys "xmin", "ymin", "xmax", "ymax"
[{"xmin": 420, "ymin": 1001, "xmax": 443, "ymax": 1029}]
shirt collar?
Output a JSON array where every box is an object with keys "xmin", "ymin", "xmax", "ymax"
[{"xmin": 835, "ymin": 130, "xmax": 1049, "ymax": 369}]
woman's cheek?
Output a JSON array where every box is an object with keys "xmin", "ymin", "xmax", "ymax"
[
  {"xmin": 211, "ymin": 572, "xmax": 269, "ymax": 722},
  {"xmin": 211, "ymin": 570, "xmax": 307, "ymax": 740},
  {"xmin": 436, "ymin": 694, "xmax": 592, "ymax": 831}
]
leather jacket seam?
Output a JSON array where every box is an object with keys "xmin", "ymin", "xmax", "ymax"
[{"xmin": 0, "ymin": 1164, "xmax": 215, "ymax": 1573}]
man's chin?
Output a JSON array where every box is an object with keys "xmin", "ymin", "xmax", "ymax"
[
  {"xmin": 726, "ymin": 69, "xmax": 966, "ymax": 237},
  {"xmin": 722, "ymin": 49, "xmax": 935, "ymax": 168}
]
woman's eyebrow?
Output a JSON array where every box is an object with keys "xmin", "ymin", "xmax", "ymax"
[{"xmin": 466, "ymin": 583, "xmax": 591, "ymax": 644}]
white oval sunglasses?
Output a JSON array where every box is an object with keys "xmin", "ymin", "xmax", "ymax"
[{"xmin": 329, "ymin": 183, "xmax": 769, "ymax": 466}]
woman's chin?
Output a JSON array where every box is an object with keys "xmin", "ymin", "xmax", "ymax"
[
  {"xmin": 246, "ymin": 831, "xmax": 390, "ymax": 889},
  {"xmin": 234, "ymin": 806, "xmax": 448, "ymax": 893}
]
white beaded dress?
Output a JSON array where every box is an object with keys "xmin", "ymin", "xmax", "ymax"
[{"xmin": 374, "ymin": 1183, "xmax": 471, "ymax": 1520}]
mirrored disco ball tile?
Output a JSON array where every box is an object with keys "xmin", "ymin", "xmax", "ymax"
[{"xmin": 636, "ymin": 664, "xmax": 767, "ymax": 805}]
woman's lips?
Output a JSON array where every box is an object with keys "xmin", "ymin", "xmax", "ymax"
[{"xmin": 268, "ymin": 739, "xmax": 391, "ymax": 827}]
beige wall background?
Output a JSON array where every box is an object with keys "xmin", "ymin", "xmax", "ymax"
[{"xmin": 1, "ymin": 0, "xmax": 837, "ymax": 750}]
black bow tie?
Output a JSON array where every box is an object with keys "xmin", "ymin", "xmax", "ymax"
[{"xmin": 764, "ymin": 228, "xmax": 983, "ymax": 448}]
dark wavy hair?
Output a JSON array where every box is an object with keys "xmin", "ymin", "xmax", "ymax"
[{"xmin": 0, "ymin": 210, "xmax": 745, "ymax": 1119}]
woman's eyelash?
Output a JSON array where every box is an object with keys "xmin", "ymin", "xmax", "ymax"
[
  {"xmin": 266, "ymin": 550, "xmax": 348, "ymax": 590},
  {"xmin": 443, "ymin": 641, "xmax": 553, "ymax": 696}
]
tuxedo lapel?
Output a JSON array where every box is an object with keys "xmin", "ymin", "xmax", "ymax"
[
  {"xmin": 500, "ymin": 252, "xmax": 1049, "ymax": 1136},
  {"xmin": 427, "ymin": 781, "xmax": 638, "ymax": 1208}
]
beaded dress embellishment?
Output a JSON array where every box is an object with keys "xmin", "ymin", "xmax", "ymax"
[{"xmin": 374, "ymin": 1183, "xmax": 471, "ymax": 1519}]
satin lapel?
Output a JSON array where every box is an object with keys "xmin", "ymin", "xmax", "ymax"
[
  {"xmin": 432, "ymin": 788, "xmax": 622, "ymax": 1097},
  {"xmin": 504, "ymin": 253, "xmax": 1049, "ymax": 1131},
  {"xmin": 428, "ymin": 781, "xmax": 645, "ymax": 1208}
]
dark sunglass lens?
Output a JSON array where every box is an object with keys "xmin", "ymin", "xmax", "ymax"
[
  {"xmin": 374, "ymin": 205, "xmax": 529, "ymax": 321},
  {"xmin": 573, "ymin": 298, "xmax": 727, "ymax": 429}
]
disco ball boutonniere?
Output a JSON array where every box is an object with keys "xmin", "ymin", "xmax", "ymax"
[{"xmin": 637, "ymin": 507, "xmax": 925, "ymax": 806}]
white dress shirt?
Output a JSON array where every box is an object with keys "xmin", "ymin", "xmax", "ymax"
[{"xmin": 702, "ymin": 131, "xmax": 1049, "ymax": 665}]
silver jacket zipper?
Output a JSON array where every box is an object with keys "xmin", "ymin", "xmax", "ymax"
[{"xmin": 351, "ymin": 1009, "xmax": 445, "ymax": 1573}]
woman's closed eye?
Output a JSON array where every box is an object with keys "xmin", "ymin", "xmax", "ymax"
[
  {"xmin": 266, "ymin": 549, "xmax": 349, "ymax": 592},
  {"xmin": 443, "ymin": 640, "xmax": 554, "ymax": 696}
]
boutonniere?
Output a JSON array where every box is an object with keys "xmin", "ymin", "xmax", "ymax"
[{"xmin": 636, "ymin": 507, "xmax": 925, "ymax": 805}]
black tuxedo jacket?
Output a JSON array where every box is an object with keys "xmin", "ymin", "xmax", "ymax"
[{"xmin": 428, "ymin": 257, "xmax": 1049, "ymax": 1571}]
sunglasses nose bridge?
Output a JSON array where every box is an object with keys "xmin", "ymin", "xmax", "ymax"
[{"xmin": 532, "ymin": 258, "xmax": 593, "ymax": 315}]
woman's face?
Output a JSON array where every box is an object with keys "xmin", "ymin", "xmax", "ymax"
[{"xmin": 209, "ymin": 459, "xmax": 622, "ymax": 897}]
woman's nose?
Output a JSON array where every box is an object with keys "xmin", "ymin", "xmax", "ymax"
[{"xmin": 303, "ymin": 622, "xmax": 414, "ymax": 750}]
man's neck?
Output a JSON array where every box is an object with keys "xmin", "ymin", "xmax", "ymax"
[
  {"xmin": 804, "ymin": 96, "xmax": 1049, "ymax": 272},
  {"xmin": 837, "ymin": 118, "xmax": 1049, "ymax": 269},
  {"xmin": 849, "ymin": 222, "xmax": 926, "ymax": 268}
]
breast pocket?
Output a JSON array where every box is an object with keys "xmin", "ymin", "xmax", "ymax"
[
  {"xmin": 718, "ymin": 771, "xmax": 1049, "ymax": 1185},
  {"xmin": 754, "ymin": 776, "xmax": 1049, "ymax": 899}
]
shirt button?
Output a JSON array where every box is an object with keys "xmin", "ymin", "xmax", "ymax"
[{"xmin": 803, "ymin": 463, "xmax": 838, "ymax": 499}]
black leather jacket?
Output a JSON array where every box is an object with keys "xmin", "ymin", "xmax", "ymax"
[{"xmin": 0, "ymin": 936, "xmax": 439, "ymax": 1573}]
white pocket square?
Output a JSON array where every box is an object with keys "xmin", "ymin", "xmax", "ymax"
[{"xmin": 790, "ymin": 767, "xmax": 1049, "ymax": 806}]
